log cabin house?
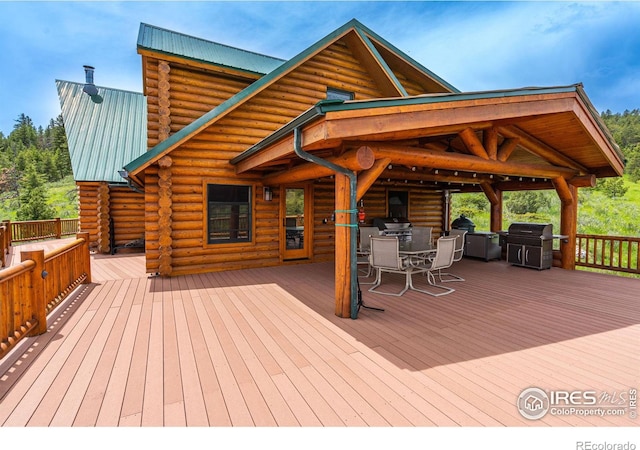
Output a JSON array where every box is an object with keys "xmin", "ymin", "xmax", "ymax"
[{"xmin": 58, "ymin": 19, "xmax": 624, "ymax": 318}]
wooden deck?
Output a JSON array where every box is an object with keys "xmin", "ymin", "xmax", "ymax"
[{"xmin": 0, "ymin": 240, "xmax": 638, "ymax": 427}]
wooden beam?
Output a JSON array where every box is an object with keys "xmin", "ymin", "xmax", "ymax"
[
  {"xmin": 552, "ymin": 176, "xmax": 574, "ymax": 205},
  {"xmin": 552, "ymin": 177, "xmax": 578, "ymax": 270},
  {"xmin": 370, "ymin": 144, "xmax": 578, "ymax": 179},
  {"xmin": 484, "ymin": 127, "xmax": 499, "ymax": 160},
  {"xmin": 357, "ymin": 158, "xmax": 391, "ymax": 201},
  {"xmin": 343, "ymin": 32, "xmax": 404, "ymax": 97},
  {"xmin": 262, "ymin": 146, "xmax": 375, "ymax": 185},
  {"xmin": 569, "ymin": 174, "xmax": 596, "ymax": 188},
  {"xmin": 459, "ymin": 128, "xmax": 489, "ymax": 160},
  {"xmin": 497, "ymin": 138, "xmax": 520, "ymax": 162},
  {"xmin": 497, "ymin": 125, "xmax": 589, "ymax": 174},
  {"xmin": 479, "ymin": 182, "xmax": 499, "ymax": 205}
]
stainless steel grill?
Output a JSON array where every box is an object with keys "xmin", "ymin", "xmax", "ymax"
[
  {"xmin": 373, "ymin": 217, "xmax": 413, "ymax": 242},
  {"xmin": 506, "ymin": 223, "xmax": 553, "ymax": 269}
]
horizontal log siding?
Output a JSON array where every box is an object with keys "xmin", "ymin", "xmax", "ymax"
[
  {"xmin": 77, "ymin": 182, "xmax": 98, "ymax": 248},
  {"xmin": 109, "ymin": 187, "xmax": 145, "ymax": 247},
  {"xmin": 312, "ymin": 180, "xmax": 337, "ymax": 261},
  {"xmin": 141, "ymin": 37, "xmax": 413, "ymax": 275},
  {"xmin": 408, "ymin": 189, "xmax": 445, "ymax": 236},
  {"xmin": 168, "ymin": 66, "xmax": 250, "ymax": 132},
  {"xmin": 359, "ymin": 185, "xmax": 444, "ymax": 236}
]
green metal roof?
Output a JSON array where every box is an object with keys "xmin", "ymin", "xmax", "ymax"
[
  {"xmin": 56, "ymin": 80, "xmax": 147, "ymax": 183},
  {"xmin": 124, "ymin": 19, "xmax": 457, "ymax": 176},
  {"xmin": 137, "ymin": 23, "xmax": 285, "ymax": 75}
]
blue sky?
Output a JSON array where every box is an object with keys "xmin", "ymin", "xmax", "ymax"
[{"xmin": 1, "ymin": 1, "xmax": 639, "ymax": 135}]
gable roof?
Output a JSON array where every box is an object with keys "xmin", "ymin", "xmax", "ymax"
[
  {"xmin": 123, "ymin": 19, "xmax": 457, "ymax": 182},
  {"xmin": 56, "ymin": 80, "xmax": 147, "ymax": 183},
  {"xmin": 137, "ymin": 23, "xmax": 285, "ymax": 76}
]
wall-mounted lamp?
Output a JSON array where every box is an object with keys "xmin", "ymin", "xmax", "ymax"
[{"xmin": 263, "ymin": 186, "xmax": 273, "ymax": 201}]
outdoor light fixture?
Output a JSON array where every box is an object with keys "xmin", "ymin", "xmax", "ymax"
[
  {"xmin": 83, "ymin": 65, "xmax": 103, "ymax": 104},
  {"xmin": 263, "ymin": 186, "xmax": 273, "ymax": 201}
]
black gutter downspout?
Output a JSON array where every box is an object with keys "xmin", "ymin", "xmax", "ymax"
[{"xmin": 293, "ymin": 127, "xmax": 360, "ymax": 319}]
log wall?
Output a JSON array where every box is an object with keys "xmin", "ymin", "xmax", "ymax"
[
  {"xmin": 140, "ymin": 36, "xmax": 445, "ymax": 276},
  {"xmin": 76, "ymin": 182, "xmax": 145, "ymax": 252}
]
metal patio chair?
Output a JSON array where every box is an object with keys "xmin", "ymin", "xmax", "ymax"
[{"xmin": 437, "ymin": 229, "xmax": 467, "ymax": 282}]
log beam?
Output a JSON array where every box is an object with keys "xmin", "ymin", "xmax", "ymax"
[
  {"xmin": 263, "ymin": 146, "xmax": 375, "ymax": 185},
  {"xmin": 370, "ymin": 144, "xmax": 578, "ymax": 179},
  {"xmin": 484, "ymin": 127, "xmax": 499, "ymax": 160},
  {"xmin": 357, "ymin": 158, "xmax": 391, "ymax": 201},
  {"xmin": 459, "ymin": 128, "xmax": 489, "ymax": 160},
  {"xmin": 497, "ymin": 138, "xmax": 520, "ymax": 162},
  {"xmin": 157, "ymin": 156, "xmax": 173, "ymax": 277},
  {"xmin": 497, "ymin": 125, "xmax": 589, "ymax": 174}
]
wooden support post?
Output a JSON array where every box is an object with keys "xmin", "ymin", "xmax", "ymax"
[
  {"xmin": 552, "ymin": 177, "xmax": 577, "ymax": 270},
  {"xmin": 334, "ymin": 172, "xmax": 352, "ymax": 318},
  {"xmin": 77, "ymin": 231, "xmax": 92, "ymax": 284},
  {"xmin": 480, "ymin": 183, "xmax": 503, "ymax": 232},
  {"xmin": 55, "ymin": 218, "xmax": 62, "ymax": 239},
  {"xmin": 21, "ymin": 250, "xmax": 47, "ymax": 336}
]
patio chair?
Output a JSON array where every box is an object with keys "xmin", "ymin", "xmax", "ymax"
[
  {"xmin": 414, "ymin": 236, "xmax": 458, "ymax": 296},
  {"xmin": 411, "ymin": 226, "xmax": 432, "ymax": 246},
  {"xmin": 357, "ymin": 226, "xmax": 379, "ymax": 280},
  {"xmin": 368, "ymin": 236, "xmax": 434, "ymax": 296},
  {"xmin": 437, "ymin": 229, "xmax": 467, "ymax": 282}
]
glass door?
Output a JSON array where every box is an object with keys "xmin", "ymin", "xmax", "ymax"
[{"xmin": 282, "ymin": 185, "xmax": 310, "ymax": 260}]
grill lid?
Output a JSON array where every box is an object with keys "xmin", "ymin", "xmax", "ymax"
[
  {"xmin": 508, "ymin": 222, "xmax": 553, "ymax": 238},
  {"xmin": 373, "ymin": 217, "xmax": 411, "ymax": 230}
]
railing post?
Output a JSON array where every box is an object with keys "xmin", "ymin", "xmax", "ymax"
[
  {"xmin": 77, "ymin": 231, "xmax": 92, "ymax": 284},
  {"xmin": 55, "ymin": 218, "xmax": 62, "ymax": 239},
  {"xmin": 20, "ymin": 249, "xmax": 47, "ymax": 336},
  {"xmin": 6, "ymin": 220, "xmax": 12, "ymax": 246}
]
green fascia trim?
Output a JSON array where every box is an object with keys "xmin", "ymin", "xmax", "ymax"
[
  {"xmin": 126, "ymin": 19, "xmax": 382, "ymax": 174},
  {"xmin": 352, "ymin": 20, "xmax": 460, "ymax": 94},
  {"xmin": 354, "ymin": 28, "xmax": 408, "ymax": 97},
  {"xmin": 317, "ymin": 84, "xmax": 583, "ymax": 113}
]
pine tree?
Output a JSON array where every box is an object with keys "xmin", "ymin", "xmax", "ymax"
[{"xmin": 16, "ymin": 164, "xmax": 55, "ymax": 221}]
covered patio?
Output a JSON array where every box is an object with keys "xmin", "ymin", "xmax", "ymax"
[{"xmin": 1, "ymin": 246, "xmax": 637, "ymax": 426}]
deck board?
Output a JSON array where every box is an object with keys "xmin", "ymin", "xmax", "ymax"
[{"xmin": 1, "ymin": 242, "xmax": 639, "ymax": 427}]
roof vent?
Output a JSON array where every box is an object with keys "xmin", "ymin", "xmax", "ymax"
[{"xmin": 82, "ymin": 65, "xmax": 103, "ymax": 104}]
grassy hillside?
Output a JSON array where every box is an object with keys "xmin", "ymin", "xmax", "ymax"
[
  {"xmin": 450, "ymin": 175, "xmax": 639, "ymax": 236},
  {"xmin": 0, "ymin": 175, "xmax": 77, "ymax": 221}
]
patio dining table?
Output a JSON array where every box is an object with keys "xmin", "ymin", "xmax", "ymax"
[{"xmin": 398, "ymin": 240, "xmax": 436, "ymax": 256}]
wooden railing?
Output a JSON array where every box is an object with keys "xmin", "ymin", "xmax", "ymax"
[
  {"xmin": 0, "ymin": 232, "xmax": 91, "ymax": 360},
  {"xmin": 576, "ymin": 233, "xmax": 640, "ymax": 275},
  {"xmin": 4, "ymin": 218, "xmax": 80, "ymax": 245}
]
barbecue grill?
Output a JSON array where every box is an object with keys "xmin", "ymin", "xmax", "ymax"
[
  {"xmin": 506, "ymin": 222, "xmax": 553, "ymax": 269},
  {"xmin": 373, "ymin": 217, "xmax": 413, "ymax": 241}
]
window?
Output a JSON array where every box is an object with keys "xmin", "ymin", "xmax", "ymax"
[
  {"xmin": 207, "ymin": 184, "xmax": 251, "ymax": 244},
  {"xmin": 326, "ymin": 87, "xmax": 354, "ymax": 101}
]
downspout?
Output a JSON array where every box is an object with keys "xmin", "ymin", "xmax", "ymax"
[{"xmin": 293, "ymin": 127, "xmax": 360, "ymax": 319}]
